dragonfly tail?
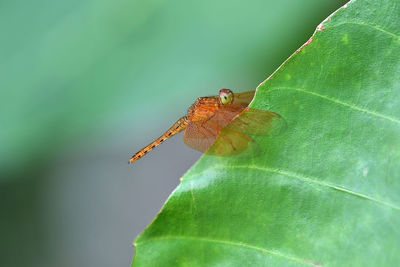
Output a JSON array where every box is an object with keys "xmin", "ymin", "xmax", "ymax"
[{"xmin": 129, "ymin": 117, "xmax": 188, "ymax": 164}]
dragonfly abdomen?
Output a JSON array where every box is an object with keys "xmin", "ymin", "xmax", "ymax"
[{"xmin": 129, "ymin": 117, "xmax": 188, "ymax": 164}]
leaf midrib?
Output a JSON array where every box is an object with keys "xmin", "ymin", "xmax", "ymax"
[
  {"xmin": 185, "ymin": 165, "xmax": 400, "ymax": 211},
  {"xmin": 136, "ymin": 235, "xmax": 319, "ymax": 266},
  {"xmin": 265, "ymin": 87, "xmax": 400, "ymax": 125},
  {"xmin": 329, "ymin": 21, "xmax": 400, "ymax": 40}
]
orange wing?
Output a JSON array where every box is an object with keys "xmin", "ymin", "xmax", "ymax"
[
  {"xmin": 184, "ymin": 103, "xmax": 282, "ymax": 156},
  {"xmin": 225, "ymin": 107, "xmax": 283, "ymax": 136},
  {"xmin": 184, "ymin": 117, "xmax": 253, "ymax": 155},
  {"xmin": 183, "ymin": 102, "xmax": 246, "ymax": 154},
  {"xmin": 232, "ymin": 91, "xmax": 256, "ymax": 105}
]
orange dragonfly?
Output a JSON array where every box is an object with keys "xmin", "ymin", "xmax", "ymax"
[{"xmin": 129, "ymin": 89, "xmax": 281, "ymax": 163}]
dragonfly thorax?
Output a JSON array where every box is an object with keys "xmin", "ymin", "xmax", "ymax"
[{"xmin": 187, "ymin": 97, "xmax": 220, "ymax": 122}]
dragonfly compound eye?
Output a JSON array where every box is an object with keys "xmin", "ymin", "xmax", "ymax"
[{"xmin": 219, "ymin": 88, "xmax": 233, "ymax": 105}]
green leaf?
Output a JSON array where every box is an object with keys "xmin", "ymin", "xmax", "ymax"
[{"xmin": 133, "ymin": 0, "xmax": 400, "ymax": 265}]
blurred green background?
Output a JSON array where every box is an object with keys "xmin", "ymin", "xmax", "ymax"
[{"xmin": 1, "ymin": 0, "xmax": 345, "ymax": 266}]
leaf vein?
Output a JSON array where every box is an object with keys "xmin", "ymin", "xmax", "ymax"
[
  {"xmin": 226, "ymin": 165, "xmax": 400, "ymax": 211},
  {"xmin": 267, "ymin": 87, "xmax": 400, "ymax": 125},
  {"xmin": 328, "ymin": 21, "xmax": 399, "ymax": 40},
  {"xmin": 137, "ymin": 235, "xmax": 319, "ymax": 266}
]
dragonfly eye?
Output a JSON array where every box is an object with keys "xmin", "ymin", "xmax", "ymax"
[{"xmin": 219, "ymin": 89, "xmax": 233, "ymax": 105}]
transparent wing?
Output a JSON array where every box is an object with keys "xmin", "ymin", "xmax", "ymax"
[
  {"xmin": 225, "ymin": 107, "xmax": 284, "ymax": 136},
  {"xmin": 184, "ymin": 120, "xmax": 218, "ymax": 152},
  {"xmin": 232, "ymin": 91, "xmax": 255, "ymax": 105},
  {"xmin": 184, "ymin": 119, "xmax": 254, "ymax": 155},
  {"xmin": 184, "ymin": 104, "xmax": 283, "ymax": 155},
  {"xmin": 183, "ymin": 103, "xmax": 246, "ymax": 153},
  {"xmin": 207, "ymin": 127, "xmax": 254, "ymax": 156}
]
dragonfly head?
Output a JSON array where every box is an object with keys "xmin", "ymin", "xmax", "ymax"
[{"xmin": 219, "ymin": 88, "xmax": 233, "ymax": 105}]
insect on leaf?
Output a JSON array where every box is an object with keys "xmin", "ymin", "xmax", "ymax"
[{"xmin": 133, "ymin": 0, "xmax": 400, "ymax": 265}]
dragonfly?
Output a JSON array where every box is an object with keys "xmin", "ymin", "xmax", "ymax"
[{"xmin": 129, "ymin": 89, "xmax": 282, "ymax": 164}]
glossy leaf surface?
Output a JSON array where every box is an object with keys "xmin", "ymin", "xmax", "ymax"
[{"xmin": 133, "ymin": 0, "xmax": 400, "ymax": 265}]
